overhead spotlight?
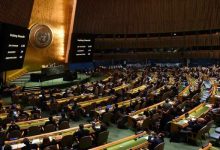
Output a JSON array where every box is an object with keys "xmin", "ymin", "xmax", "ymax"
[{"xmin": 173, "ymin": 33, "xmax": 176, "ymax": 36}]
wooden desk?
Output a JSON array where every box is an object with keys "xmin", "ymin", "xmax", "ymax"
[
  {"xmin": 90, "ymin": 132, "xmax": 149, "ymax": 150},
  {"xmin": 129, "ymin": 101, "xmax": 165, "ymax": 119},
  {"xmin": 199, "ymin": 143, "xmax": 212, "ymax": 150},
  {"xmin": 128, "ymin": 101, "xmax": 173, "ymax": 127},
  {"xmin": 46, "ymin": 93, "xmax": 95, "ymax": 106},
  {"xmin": 171, "ymin": 103, "xmax": 211, "ymax": 133},
  {"xmin": 127, "ymin": 85, "xmax": 147, "ymax": 95},
  {"xmin": 68, "ymin": 96, "xmax": 115, "ymax": 109},
  {"xmin": 94, "ymin": 97, "xmax": 141, "ymax": 115},
  {"xmin": 199, "ymin": 143, "xmax": 219, "ymax": 150},
  {"xmin": 102, "ymin": 76, "xmax": 112, "ymax": 82},
  {"xmin": 150, "ymin": 84, "xmax": 172, "ymax": 97},
  {"xmin": 113, "ymin": 84, "xmax": 129, "ymax": 92}
]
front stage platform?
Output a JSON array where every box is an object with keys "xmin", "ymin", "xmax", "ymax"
[{"xmin": 10, "ymin": 71, "xmax": 91, "ymax": 89}]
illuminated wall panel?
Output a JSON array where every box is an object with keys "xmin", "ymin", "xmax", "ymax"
[{"xmin": 24, "ymin": 0, "xmax": 76, "ymax": 71}]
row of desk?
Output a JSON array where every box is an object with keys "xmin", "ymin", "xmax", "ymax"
[
  {"xmin": 90, "ymin": 132, "xmax": 149, "ymax": 150},
  {"xmin": 46, "ymin": 93, "xmax": 95, "ymax": 106},
  {"xmin": 94, "ymin": 97, "xmax": 141, "ymax": 115}
]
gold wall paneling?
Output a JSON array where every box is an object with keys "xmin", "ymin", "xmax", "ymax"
[{"xmin": 24, "ymin": 0, "xmax": 76, "ymax": 71}]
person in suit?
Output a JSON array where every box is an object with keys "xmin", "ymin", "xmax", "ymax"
[
  {"xmin": 58, "ymin": 113, "xmax": 69, "ymax": 125},
  {"xmin": 44, "ymin": 116, "xmax": 57, "ymax": 127},
  {"xmin": 162, "ymin": 99, "xmax": 172, "ymax": 111},
  {"xmin": 92, "ymin": 123, "xmax": 107, "ymax": 137},
  {"xmin": 113, "ymin": 104, "xmax": 120, "ymax": 114},
  {"xmin": 7, "ymin": 120, "xmax": 20, "ymax": 133},
  {"xmin": 188, "ymin": 118, "xmax": 206, "ymax": 133},
  {"xmin": 73, "ymin": 124, "xmax": 89, "ymax": 141}
]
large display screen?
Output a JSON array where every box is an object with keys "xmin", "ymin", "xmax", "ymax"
[
  {"xmin": 69, "ymin": 33, "xmax": 94, "ymax": 63},
  {"xmin": 0, "ymin": 22, "xmax": 29, "ymax": 71}
]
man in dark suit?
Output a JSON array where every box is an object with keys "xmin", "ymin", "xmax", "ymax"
[
  {"xmin": 58, "ymin": 113, "xmax": 69, "ymax": 125},
  {"xmin": 44, "ymin": 116, "xmax": 57, "ymax": 127},
  {"xmin": 92, "ymin": 123, "xmax": 107, "ymax": 137},
  {"xmin": 73, "ymin": 124, "xmax": 89, "ymax": 140},
  {"xmin": 7, "ymin": 120, "xmax": 20, "ymax": 133}
]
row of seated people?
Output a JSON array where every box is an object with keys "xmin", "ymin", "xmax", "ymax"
[
  {"xmin": 0, "ymin": 113, "xmax": 70, "ymax": 142},
  {"xmin": 52, "ymin": 76, "xmax": 188, "ymax": 126},
  {"xmin": 10, "ymin": 66, "xmax": 181, "ymax": 110},
  {"xmin": 0, "ymin": 66, "xmax": 218, "ymax": 148},
  {"xmin": 0, "ymin": 103, "xmax": 20, "ymax": 113},
  {"xmin": 94, "ymin": 79, "xmax": 201, "ymax": 129},
  {"xmin": 2, "ymin": 122, "xmax": 109, "ymax": 150},
  {"xmin": 10, "ymin": 69, "xmax": 134, "ymax": 106},
  {"xmin": 49, "ymin": 73, "xmax": 179, "ymax": 118},
  {"xmin": 142, "ymin": 90, "xmax": 202, "ymax": 126},
  {"xmin": 105, "ymin": 87, "xmax": 200, "ymax": 131},
  {"xmin": 66, "ymin": 95, "xmax": 165, "ymax": 123},
  {"xmin": 0, "ymin": 76, "xmax": 194, "ymax": 131},
  {"xmin": 0, "ymin": 106, "xmax": 41, "ymax": 127},
  {"xmin": 0, "ymin": 96, "xmax": 209, "ymax": 149}
]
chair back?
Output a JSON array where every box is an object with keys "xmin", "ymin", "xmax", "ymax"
[
  {"xmin": 203, "ymin": 120, "xmax": 214, "ymax": 134},
  {"xmin": 60, "ymin": 135, "xmax": 74, "ymax": 148},
  {"xmin": 27, "ymin": 126, "xmax": 41, "ymax": 136},
  {"xmin": 152, "ymin": 113, "xmax": 160, "ymax": 121},
  {"xmin": 8, "ymin": 130, "xmax": 22, "ymax": 140},
  {"xmin": 195, "ymin": 125, "xmax": 207, "ymax": 139},
  {"xmin": 79, "ymin": 136, "xmax": 92, "ymax": 149},
  {"xmin": 142, "ymin": 117, "xmax": 151, "ymax": 130},
  {"xmin": 44, "ymin": 124, "xmax": 56, "ymax": 133},
  {"xmin": 102, "ymin": 112, "xmax": 113, "ymax": 125},
  {"xmin": 117, "ymin": 115, "xmax": 128, "ymax": 129},
  {"xmin": 97, "ymin": 131, "xmax": 109, "ymax": 145},
  {"xmin": 127, "ymin": 117, "xmax": 136, "ymax": 128},
  {"xmin": 206, "ymin": 120, "xmax": 214, "ymax": 129},
  {"xmin": 154, "ymin": 142, "xmax": 165, "ymax": 150},
  {"xmin": 59, "ymin": 121, "xmax": 70, "ymax": 130}
]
